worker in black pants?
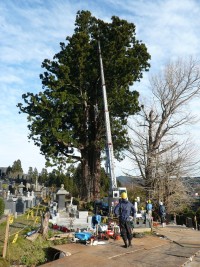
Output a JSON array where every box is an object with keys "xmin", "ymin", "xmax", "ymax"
[{"xmin": 114, "ymin": 192, "xmax": 136, "ymax": 248}]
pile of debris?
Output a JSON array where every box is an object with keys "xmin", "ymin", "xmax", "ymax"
[{"xmin": 49, "ymin": 216, "xmax": 121, "ymax": 246}]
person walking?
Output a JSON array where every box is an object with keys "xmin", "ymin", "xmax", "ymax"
[
  {"xmin": 114, "ymin": 192, "xmax": 136, "ymax": 248},
  {"xmin": 140, "ymin": 207, "xmax": 146, "ymax": 224},
  {"xmin": 159, "ymin": 201, "xmax": 166, "ymax": 227},
  {"xmin": 146, "ymin": 200, "xmax": 153, "ymax": 219}
]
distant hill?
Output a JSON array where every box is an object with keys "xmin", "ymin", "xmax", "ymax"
[
  {"xmin": 182, "ymin": 177, "xmax": 200, "ymax": 186},
  {"xmin": 117, "ymin": 175, "xmax": 144, "ymax": 187},
  {"xmin": 116, "ymin": 176, "xmax": 200, "ymax": 189}
]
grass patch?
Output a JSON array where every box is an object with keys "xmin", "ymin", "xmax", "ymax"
[
  {"xmin": 7, "ymin": 235, "xmax": 51, "ymax": 266},
  {"xmin": 0, "ymin": 214, "xmax": 71, "ymax": 266}
]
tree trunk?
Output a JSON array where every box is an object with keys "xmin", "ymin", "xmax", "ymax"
[
  {"xmin": 145, "ymin": 156, "xmax": 155, "ymax": 197},
  {"xmin": 89, "ymin": 147, "xmax": 101, "ymax": 201},
  {"xmin": 80, "ymin": 146, "xmax": 101, "ymax": 201},
  {"xmin": 41, "ymin": 210, "xmax": 50, "ymax": 239}
]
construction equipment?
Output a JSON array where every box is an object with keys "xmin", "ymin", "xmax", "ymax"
[{"xmin": 98, "ymin": 40, "xmax": 127, "ymax": 214}]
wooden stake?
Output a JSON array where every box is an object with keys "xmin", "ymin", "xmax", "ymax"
[
  {"xmin": 33, "ymin": 204, "xmax": 40, "ymax": 227},
  {"xmin": 3, "ymin": 214, "xmax": 10, "ymax": 258}
]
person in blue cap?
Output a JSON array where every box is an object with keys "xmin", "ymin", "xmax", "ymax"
[{"xmin": 114, "ymin": 192, "xmax": 136, "ymax": 248}]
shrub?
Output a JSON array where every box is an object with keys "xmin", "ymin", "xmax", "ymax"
[
  {"xmin": 0, "ymin": 198, "xmax": 5, "ymax": 217},
  {"xmin": 0, "ymin": 258, "xmax": 9, "ymax": 267}
]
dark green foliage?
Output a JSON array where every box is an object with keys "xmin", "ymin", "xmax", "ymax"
[
  {"xmin": 10, "ymin": 159, "xmax": 23, "ymax": 178},
  {"xmin": 17, "ymin": 10, "xmax": 151, "ymax": 200},
  {"xmin": 73, "ymin": 165, "xmax": 110, "ymax": 198},
  {"xmin": 42, "ymin": 165, "xmax": 109, "ymax": 198},
  {"xmin": 0, "ymin": 198, "xmax": 5, "ymax": 218},
  {"xmin": 127, "ymin": 186, "xmax": 146, "ymax": 206},
  {"xmin": 6, "ymin": 166, "xmax": 12, "ymax": 177},
  {"xmin": 196, "ymin": 207, "xmax": 200, "ymax": 217},
  {"xmin": 195, "ymin": 207, "xmax": 200, "ymax": 226},
  {"xmin": 38, "ymin": 168, "xmax": 48, "ymax": 184},
  {"xmin": 49, "ymin": 170, "xmax": 79, "ymax": 196},
  {"xmin": 100, "ymin": 168, "xmax": 110, "ymax": 197},
  {"xmin": 182, "ymin": 207, "xmax": 195, "ymax": 218},
  {"xmin": 11, "ymin": 160, "xmax": 23, "ymax": 172}
]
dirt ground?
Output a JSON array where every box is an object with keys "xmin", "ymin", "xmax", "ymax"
[{"xmin": 39, "ymin": 225, "xmax": 200, "ymax": 267}]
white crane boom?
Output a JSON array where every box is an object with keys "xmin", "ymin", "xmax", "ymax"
[{"xmin": 98, "ymin": 40, "xmax": 117, "ymax": 190}]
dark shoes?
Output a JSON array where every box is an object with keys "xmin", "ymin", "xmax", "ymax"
[
  {"xmin": 123, "ymin": 241, "xmax": 128, "ymax": 248},
  {"xmin": 123, "ymin": 240, "xmax": 132, "ymax": 248}
]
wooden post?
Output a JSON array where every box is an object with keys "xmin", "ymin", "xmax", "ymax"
[
  {"xmin": 33, "ymin": 204, "xmax": 40, "ymax": 227},
  {"xmin": 3, "ymin": 214, "xmax": 10, "ymax": 258}
]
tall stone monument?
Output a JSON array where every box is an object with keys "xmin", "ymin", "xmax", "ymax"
[
  {"xmin": 56, "ymin": 184, "xmax": 69, "ymax": 210},
  {"xmin": 18, "ymin": 182, "xmax": 25, "ymax": 195}
]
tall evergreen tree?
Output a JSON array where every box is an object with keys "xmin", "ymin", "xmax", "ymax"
[
  {"xmin": 33, "ymin": 168, "xmax": 39, "ymax": 184},
  {"xmin": 17, "ymin": 10, "xmax": 150, "ymax": 201},
  {"xmin": 27, "ymin": 167, "xmax": 33, "ymax": 182},
  {"xmin": 6, "ymin": 166, "xmax": 12, "ymax": 177},
  {"xmin": 11, "ymin": 159, "xmax": 23, "ymax": 179},
  {"xmin": 39, "ymin": 168, "xmax": 48, "ymax": 184}
]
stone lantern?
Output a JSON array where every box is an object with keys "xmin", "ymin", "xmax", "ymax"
[{"xmin": 56, "ymin": 184, "xmax": 69, "ymax": 210}]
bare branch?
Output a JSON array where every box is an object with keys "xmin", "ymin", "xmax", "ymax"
[{"xmin": 127, "ymin": 57, "xmax": 200, "ymax": 208}]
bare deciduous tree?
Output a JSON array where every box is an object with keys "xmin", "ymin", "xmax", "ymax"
[
  {"xmin": 150, "ymin": 146, "xmax": 194, "ymax": 213},
  {"xmin": 127, "ymin": 57, "xmax": 200, "ymax": 211}
]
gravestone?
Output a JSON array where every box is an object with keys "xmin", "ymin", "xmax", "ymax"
[
  {"xmin": 32, "ymin": 197, "xmax": 36, "ymax": 206},
  {"xmin": 5, "ymin": 198, "xmax": 16, "ymax": 214},
  {"xmin": 166, "ymin": 213, "xmax": 171, "ymax": 224},
  {"xmin": 186, "ymin": 217, "xmax": 193, "ymax": 228},
  {"xmin": 26, "ymin": 182, "xmax": 31, "ymax": 191},
  {"xmin": 16, "ymin": 197, "xmax": 26, "ymax": 214},
  {"xmin": 25, "ymin": 200, "xmax": 32, "ymax": 209},
  {"xmin": 7, "ymin": 190, "xmax": 10, "ymax": 199}
]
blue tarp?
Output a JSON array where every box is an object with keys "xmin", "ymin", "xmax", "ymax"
[{"xmin": 75, "ymin": 232, "xmax": 92, "ymax": 241}]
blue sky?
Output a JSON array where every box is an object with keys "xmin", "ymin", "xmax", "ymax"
[{"xmin": 1, "ymin": 0, "xmax": 200, "ymax": 175}]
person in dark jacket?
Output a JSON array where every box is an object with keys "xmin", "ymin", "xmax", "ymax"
[
  {"xmin": 159, "ymin": 201, "xmax": 166, "ymax": 227},
  {"xmin": 114, "ymin": 192, "xmax": 136, "ymax": 248}
]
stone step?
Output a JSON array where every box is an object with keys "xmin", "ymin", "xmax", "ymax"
[{"xmin": 57, "ymin": 218, "xmax": 88, "ymax": 224}]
